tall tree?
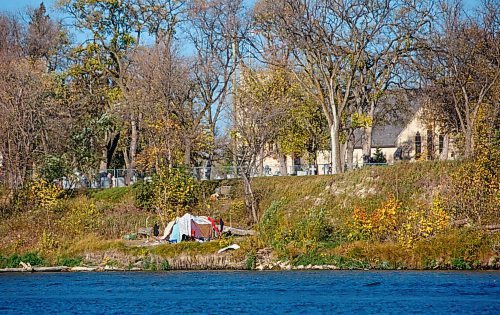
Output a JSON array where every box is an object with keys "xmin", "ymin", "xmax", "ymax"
[
  {"xmin": 349, "ymin": 0, "xmax": 432, "ymax": 163},
  {"xmin": 27, "ymin": 2, "xmax": 69, "ymax": 71},
  {"xmin": 186, "ymin": 0, "xmax": 246, "ymax": 171},
  {"xmin": 59, "ymin": 0, "xmax": 184, "ymax": 177},
  {"xmin": 254, "ymin": 0, "xmax": 433, "ymax": 172},
  {"xmin": 234, "ymin": 66, "xmax": 293, "ymax": 222},
  {"xmin": 253, "ymin": 0, "xmax": 355, "ymax": 173},
  {"xmin": 0, "ymin": 10, "xmax": 72, "ymax": 188},
  {"xmin": 418, "ymin": 0, "xmax": 499, "ymax": 158},
  {"xmin": 127, "ymin": 41, "xmax": 196, "ymax": 170}
]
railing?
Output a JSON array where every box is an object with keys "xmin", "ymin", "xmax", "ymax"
[
  {"xmin": 56, "ymin": 169, "xmax": 154, "ymax": 189},
  {"xmin": 54, "ymin": 162, "xmax": 389, "ymax": 189},
  {"xmin": 362, "ymin": 162, "xmax": 388, "ymax": 167}
]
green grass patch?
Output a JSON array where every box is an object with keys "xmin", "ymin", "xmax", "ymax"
[
  {"xmin": 56, "ymin": 256, "xmax": 82, "ymax": 267},
  {"xmin": 87, "ymin": 187, "xmax": 133, "ymax": 203},
  {"xmin": 145, "ymin": 241, "xmax": 224, "ymax": 258}
]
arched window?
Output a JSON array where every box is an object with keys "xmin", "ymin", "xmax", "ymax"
[{"xmin": 415, "ymin": 132, "xmax": 421, "ymax": 159}]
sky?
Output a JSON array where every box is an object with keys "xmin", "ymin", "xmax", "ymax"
[
  {"xmin": 0, "ymin": 0, "xmax": 57, "ymax": 13},
  {"xmin": 0, "ymin": 0, "xmax": 483, "ymax": 13},
  {"xmin": 0, "ymin": 0, "xmax": 484, "ymax": 45}
]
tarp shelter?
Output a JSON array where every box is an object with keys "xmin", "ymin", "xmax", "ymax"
[{"xmin": 160, "ymin": 213, "xmax": 220, "ymax": 243}]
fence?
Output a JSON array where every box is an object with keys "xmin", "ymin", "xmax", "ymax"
[
  {"xmin": 64, "ymin": 162, "xmax": 387, "ymax": 189},
  {"xmin": 55, "ymin": 169, "xmax": 154, "ymax": 189}
]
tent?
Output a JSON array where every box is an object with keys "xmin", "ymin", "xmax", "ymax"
[{"xmin": 160, "ymin": 213, "xmax": 220, "ymax": 243}]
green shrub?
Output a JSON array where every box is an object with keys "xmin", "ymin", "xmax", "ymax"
[
  {"xmin": 371, "ymin": 147, "xmax": 387, "ymax": 163},
  {"xmin": 60, "ymin": 198, "xmax": 103, "ymax": 236},
  {"xmin": 260, "ymin": 199, "xmax": 334, "ymax": 255},
  {"xmin": 245, "ymin": 251, "xmax": 256, "ymax": 270},
  {"xmin": 57, "ymin": 256, "xmax": 82, "ymax": 267},
  {"xmin": 295, "ymin": 207, "xmax": 333, "ymax": 243},
  {"xmin": 40, "ymin": 155, "xmax": 72, "ymax": 184},
  {"xmin": 195, "ymin": 180, "xmax": 220, "ymax": 202},
  {"xmin": 132, "ymin": 180, "xmax": 155, "ymax": 211},
  {"xmin": 153, "ymin": 167, "xmax": 197, "ymax": 222},
  {"xmin": 143, "ymin": 256, "xmax": 158, "ymax": 271},
  {"xmin": 160, "ymin": 260, "xmax": 170, "ymax": 271},
  {"xmin": 0, "ymin": 252, "xmax": 45, "ymax": 268},
  {"xmin": 451, "ymin": 257, "xmax": 472, "ymax": 270},
  {"xmin": 259, "ymin": 198, "xmax": 288, "ymax": 252}
]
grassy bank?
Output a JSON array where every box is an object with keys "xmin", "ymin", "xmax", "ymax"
[{"xmin": 0, "ymin": 160, "xmax": 498, "ymax": 270}]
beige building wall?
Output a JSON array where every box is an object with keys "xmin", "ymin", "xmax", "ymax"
[
  {"xmin": 396, "ymin": 108, "xmax": 457, "ymax": 160},
  {"xmin": 352, "ymin": 147, "xmax": 397, "ymax": 166},
  {"xmin": 260, "ymin": 108, "xmax": 457, "ymax": 174},
  {"xmin": 262, "ymin": 146, "xmax": 397, "ymax": 175},
  {"xmin": 396, "ymin": 107, "xmax": 426, "ymax": 159}
]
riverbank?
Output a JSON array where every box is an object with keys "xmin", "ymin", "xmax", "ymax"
[{"xmin": 1, "ymin": 161, "xmax": 498, "ymax": 271}]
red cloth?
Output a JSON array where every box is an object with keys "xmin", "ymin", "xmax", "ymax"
[{"xmin": 207, "ymin": 217, "xmax": 220, "ymax": 236}]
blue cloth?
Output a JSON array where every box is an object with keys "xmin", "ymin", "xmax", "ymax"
[{"xmin": 169, "ymin": 223, "xmax": 180, "ymax": 242}]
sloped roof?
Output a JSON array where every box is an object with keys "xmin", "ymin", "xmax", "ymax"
[
  {"xmin": 353, "ymin": 124, "xmax": 405, "ymax": 149},
  {"xmin": 353, "ymin": 92, "xmax": 422, "ymax": 149}
]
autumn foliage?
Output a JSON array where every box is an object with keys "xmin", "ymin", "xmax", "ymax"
[
  {"xmin": 449, "ymin": 104, "xmax": 499, "ymax": 224},
  {"xmin": 349, "ymin": 195, "xmax": 450, "ymax": 248},
  {"xmin": 152, "ymin": 167, "xmax": 197, "ymax": 225}
]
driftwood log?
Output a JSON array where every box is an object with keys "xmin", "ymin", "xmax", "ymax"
[
  {"xmin": 222, "ymin": 226, "xmax": 256, "ymax": 236},
  {"xmin": 0, "ymin": 267, "xmax": 70, "ymax": 272}
]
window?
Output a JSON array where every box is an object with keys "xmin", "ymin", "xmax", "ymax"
[
  {"xmin": 415, "ymin": 132, "xmax": 421, "ymax": 159},
  {"xmin": 439, "ymin": 134, "xmax": 444, "ymax": 154},
  {"xmin": 427, "ymin": 130, "xmax": 433, "ymax": 160}
]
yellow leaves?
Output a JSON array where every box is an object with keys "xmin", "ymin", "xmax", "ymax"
[
  {"xmin": 450, "ymin": 102, "xmax": 499, "ymax": 222},
  {"xmin": 60, "ymin": 200, "xmax": 102, "ymax": 236},
  {"xmin": 39, "ymin": 230, "xmax": 59, "ymax": 252},
  {"xmin": 349, "ymin": 195, "xmax": 450, "ymax": 248},
  {"xmin": 29, "ymin": 178, "xmax": 64, "ymax": 211},
  {"xmin": 218, "ymin": 237, "xmax": 232, "ymax": 248},
  {"xmin": 397, "ymin": 196, "xmax": 450, "ymax": 249},
  {"xmin": 106, "ymin": 86, "xmax": 122, "ymax": 102},
  {"xmin": 351, "ymin": 113, "xmax": 373, "ymax": 128},
  {"xmin": 153, "ymin": 167, "xmax": 196, "ymax": 222},
  {"xmin": 349, "ymin": 195, "xmax": 400, "ymax": 241}
]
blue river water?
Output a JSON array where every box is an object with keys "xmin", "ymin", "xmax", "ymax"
[{"xmin": 0, "ymin": 271, "xmax": 499, "ymax": 314}]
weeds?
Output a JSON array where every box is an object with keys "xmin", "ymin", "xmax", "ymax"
[
  {"xmin": 0, "ymin": 252, "xmax": 45, "ymax": 268},
  {"xmin": 245, "ymin": 251, "xmax": 256, "ymax": 270},
  {"xmin": 57, "ymin": 256, "xmax": 82, "ymax": 267}
]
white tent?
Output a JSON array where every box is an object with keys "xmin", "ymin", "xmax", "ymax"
[{"xmin": 160, "ymin": 213, "xmax": 219, "ymax": 243}]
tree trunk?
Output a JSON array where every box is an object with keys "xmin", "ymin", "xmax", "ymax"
[
  {"xmin": 242, "ymin": 173, "xmax": 258, "ymax": 223},
  {"xmin": 362, "ymin": 125, "xmax": 373, "ymax": 164},
  {"xmin": 362, "ymin": 104, "xmax": 375, "ymax": 163},
  {"xmin": 440, "ymin": 134, "xmax": 449, "ymax": 160},
  {"xmin": 340, "ymin": 139, "xmax": 347, "ymax": 172},
  {"xmin": 206, "ymin": 127, "xmax": 217, "ymax": 180},
  {"xmin": 278, "ymin": 152, "xmax": 287, "ymax": 176},
  {"xmin": 346, "ymin": 132, "xmax": 355, "ymax": 170},
  {"xmin": 310, "ymin": 149, "xmax": 318, "ymax": 175},
  {"xmin": 258, "ymin": 146, "xmax": 264, "ymax": 176},
  {"xmin": 126, "ymin": 115, "xmax": 138, "ymax": 185},
  {"xmin": 206, "ymin": 155, "xmax": 213, "ymax": 180},
  {"xmin": 330, "ymin": 122, "xmax": 342, "ymax": 174},
  {"xmin": 99, "ymin": 150, "xmax": 108, "ymax": 173},
  {"xmin": 464, "ymin": 125, "xmax": 474, "ymax": 159},
  {"xmin": 184, "ymin": 137, "xmax": 191, "ymax": 167},
  {"xmin": 102, "ymin": 131, "xmax": 120, "ymax": 170}
]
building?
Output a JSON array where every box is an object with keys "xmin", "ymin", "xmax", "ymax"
[{"xmin": 261, "ymin": 105, "xmax": 457, "ymax": 176}]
